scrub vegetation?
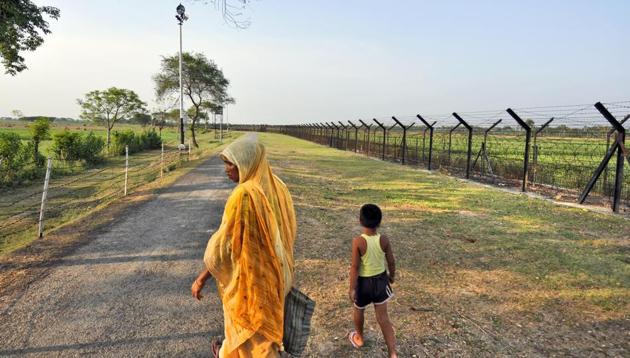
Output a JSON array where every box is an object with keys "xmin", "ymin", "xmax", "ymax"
[{"xmin": 0, "ymin": 122, "xmax": 239, "ymax": 255}]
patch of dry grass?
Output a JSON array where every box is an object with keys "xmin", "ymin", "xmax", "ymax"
[{"xmin": 260, "ymin": 132, "xmax": 630, "ymax": 357}]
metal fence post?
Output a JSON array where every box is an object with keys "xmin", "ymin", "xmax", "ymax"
[
  {"xmin": 329, "ymin": 122, "xmax": 340, "ymax": 148},
  {"xmin": 319, "ymin": 123, "xmax": 326, "ymax": 144},
  {"xmin": 578, "ymin": 102, "xmax": 626, "ymax": 212},
  {"xmin": 603, "ymin": 115, "xmax": 629, "ymax": 192},
  {"xmin": 326, "ymin": 123, "xmax": 334, "ymax": 147},
  {"xmin": 359, "ymin": 120, "xmax": 372, "ymax": 156},
  {"xmin": 338, "ymin": 121, "xmax": 348, "ymax": 150},
  {"xmin": 348, "ymin": 120, "xmax": 359, "ymax": 152},
  {"xmin": 124, "ymin": 145, "xmax": 129, "ymax": 196},
  {"xmin": 391, "ymin": 116, "xmax": 415, "ymax": 165},
  {"xmin": 416, "ymin": 115, "xmax": 435, "ymax": 170},
  {"xmin": 373, "ymin": 119, "xmax": 387, "ymax": 160},
  {"xmin": 37, "ymin": 157, "xmax": 52, "ymax": 238},
  {"xmin": 452, "ymin": 113, "xmax": 473, "ymax": 179},
  {"xmin": 506, "ymin": 108, "xmax": 532, "ymax": 192},
  {"xmin": 321, "ymin": 123, "xmax": 326, "ymax": 145}
]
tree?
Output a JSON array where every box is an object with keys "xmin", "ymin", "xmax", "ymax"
[
  {"xmin": 0, "ymin": 1, "xmax": 60, "ymax": 75},
  {"xmin": 132, "ymin": 112, "xmax": 152, "ymax": 127},
  {"xmin": 154, "ymin": 52, "xmax": 231, "ymax": 148},
  {"xmin": 186, "ymin": 106, "xmax": 210, "ymax": 130},
  {"xmin": 11, "ymin": 109, "xmax": 23, "ymax": 119},
  {"xmin": 77, "ymin": 87, "xmax": 146, "ymax": 151},
  {"xmin": 151, "ymin": 110, "xmax": 168, "ymax": 136},
  {"xmin": 29, "ymin": 117, "xmax": 50, "ymax": 163}
]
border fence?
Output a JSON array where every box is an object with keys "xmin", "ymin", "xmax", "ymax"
[
  {"xmin": 0, "ymin": 143, "xmax": 194, "ymax": 246},
  {"xmin": 267, "ymin": 101, "xmax": 630, "ymax": 213}
]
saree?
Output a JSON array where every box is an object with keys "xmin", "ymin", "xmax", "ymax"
[{"xmin": 204, "ymin": 138, "xmax": 296, "ymax": 357}]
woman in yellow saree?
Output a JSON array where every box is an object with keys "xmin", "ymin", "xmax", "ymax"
[{"xmin": 191, "ymin": 137, "xmax": 296, "ymax": 357}]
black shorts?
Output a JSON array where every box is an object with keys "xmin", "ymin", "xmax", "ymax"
[{"xmin": 354, "ymin": 271, "xmax": 394, "ymax": 309}]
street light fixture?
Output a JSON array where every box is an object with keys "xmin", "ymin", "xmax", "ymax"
[{"xmin": 176, "ymin": 3, "xmax": 188, "ymax": 148}]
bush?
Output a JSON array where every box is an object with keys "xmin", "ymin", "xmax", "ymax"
[
  {"xmin": 0, "ymin": 131, "xmax": 37, "ymax": 185},
  {"xmin": 51, "ymin": 131, "xmax": 83, "ymax": 161},
  {"xmin": 111, "ymin": 129, "xmax": 137, "ymax": 155},
  {"xmin": 82, "ymin": 132, "xmax": 105, "ymax": 164},
  {"xmin": 51, "ymin": 131, "xmax": 105, "ymax": 164},
  {"xmin": 144, "ymin": 129, "xmax": 162, "ymax": 149},
  {"xmin": 111, "ymin": 129, "xmax": 162, "ymax": 156},
  {"xmin": 0, "ymin": 132, "xmax": 24, "ymax": 165}
]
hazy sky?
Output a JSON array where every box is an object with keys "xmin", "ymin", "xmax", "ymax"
[{"xmin": 1, "ymin": 0, "xmax": 629, "ymax": 124}]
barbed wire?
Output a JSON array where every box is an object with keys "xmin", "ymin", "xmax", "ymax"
[
  {"xmin": 0, "ymin": 146, "xmax": 190, "ymax": 240},
  {"xmin": 0, "ymin": 190, "xmax": 43, "ymax": 209},
  {"xmin": 283, "ymin": 101, "xmax": 630, "ymax": 211}
]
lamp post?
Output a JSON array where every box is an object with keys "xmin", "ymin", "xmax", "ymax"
[{"xmin": 176, "ymin": 3, "xmax": 188, "ymax": 147}]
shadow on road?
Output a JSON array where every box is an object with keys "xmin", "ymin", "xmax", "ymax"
[{"xmin": 0, "ymin": 330, "xmax": 221, "ymax": 356}]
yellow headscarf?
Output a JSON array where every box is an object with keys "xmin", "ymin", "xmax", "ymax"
[{"xmin": 204, "ymin": 137, "xmax": 296, "ymax": 353}]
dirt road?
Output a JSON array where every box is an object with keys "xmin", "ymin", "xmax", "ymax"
[{"xmin": 0, "ymin": 156, "xmax": 232, "ymax": 357}]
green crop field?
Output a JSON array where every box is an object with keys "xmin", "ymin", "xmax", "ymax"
[
  {"xmin": 313, "ymin": 128, "xmax": 630, "ymax": 205},
  {"xmin": 0, "ymin": 119, "xmax": 187, "ymax": 156}
]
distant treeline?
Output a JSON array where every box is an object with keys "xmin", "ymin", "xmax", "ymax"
[
  {"xmin": 1, "ymin": 116, "xmax": 180, "ymax": 127},
  {"xmin": 1, "ymin": 116, "xmax": 79, "ymax": 122}
]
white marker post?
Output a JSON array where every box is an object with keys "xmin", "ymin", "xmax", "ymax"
[
  {"xmin": 160, "ymin": 143, "xmax": 164, "ymax": 178},
  {"xmin": 124, "ymin": 145, "xmax": 129, "ymax": 196},
  {"xmin": 38, "ymin": 158, "xmax": 52, "ymax": 238}
]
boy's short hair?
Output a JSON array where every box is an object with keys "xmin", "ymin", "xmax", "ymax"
[{"xmin": 360, "ymin": 204, "xmax": 382, "ymax": 229}]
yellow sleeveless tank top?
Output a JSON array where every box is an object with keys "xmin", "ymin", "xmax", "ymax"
[{"xmin": 358, "ymin": 233, "xmax": 386, "ymax": 277}]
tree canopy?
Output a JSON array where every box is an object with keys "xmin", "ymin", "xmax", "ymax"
[
  {"xmin": 77, "ymin": 87, "xmax": 146, "ymax": 149},
  {"xmin": 132, "ymin": 112, "xmax": 152, "ymax": 127},
  {"xmin": 153, "ymin": 52, "xmax": 232, "ymax": 147},
  {"xmin": 0, "ymin": 0, "xmax": 60, "ymax": 75}
]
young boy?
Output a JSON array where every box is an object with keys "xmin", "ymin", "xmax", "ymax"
[{"xmin": 348, "ymin": 203, "xmax": 397, "ymax": 358}]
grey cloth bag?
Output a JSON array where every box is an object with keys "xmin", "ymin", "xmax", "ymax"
[{"xmin": 282, "ymin": 287, "xmax": 315, "ymax": 356}]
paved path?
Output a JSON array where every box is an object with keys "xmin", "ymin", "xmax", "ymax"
[{"xmin": 0, "ymin": 156, "xmax": 232, "ymax": 357}]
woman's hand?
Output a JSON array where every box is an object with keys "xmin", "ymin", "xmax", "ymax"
[
  {"xmin": 192, "ymin": 269, "xmax": 212, "ymax": 301},
  {"xmin": 192, "ymin": 278, "xmax": 205, "ymax": 300},
  {"xmin": 348, "ymin": 289, "xmax": 356, "ymax": 303}
]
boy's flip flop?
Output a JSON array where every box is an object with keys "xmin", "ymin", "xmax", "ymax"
[{"xmin": 348, "ymin": 331, "xmax": 362, "ymax": 349}]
